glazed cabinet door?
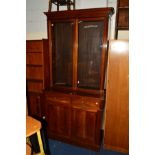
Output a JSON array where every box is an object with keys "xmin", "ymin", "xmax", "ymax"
[
  {"xmin": 51, "ymin": 21, "xmax": 74, "ymax": 87},
  {"xmin": 77, "ymin": 20, "xmax": 104, "ymax": 90}
]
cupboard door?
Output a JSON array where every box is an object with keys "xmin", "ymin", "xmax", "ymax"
[
  {"xmin": 77, "ymin": 21, "xmax": 104, "ymax": 89},
  {"xmin": 71, "ymin": 107, "xmax": 100, "ymax": 145},
  {"xmin": 52, "ymin": 22, "xmax": 74, "ymax": 87},
  {"xmin": 47, "ymin": 101, "xmax": 71, "ymax": 138}
]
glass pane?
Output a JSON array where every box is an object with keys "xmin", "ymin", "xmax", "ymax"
[
  {"xmin": 52, "ymin": 22, "xmax": 73, "ymax": 87},
  {"xmin": 78, "ymin": 21, "xmax": 104, "ymax": 89}
]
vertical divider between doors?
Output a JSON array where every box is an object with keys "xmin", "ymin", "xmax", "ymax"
[{"xmin": 72, "ymin": 19, "xmax": 78, "ymax": 91}]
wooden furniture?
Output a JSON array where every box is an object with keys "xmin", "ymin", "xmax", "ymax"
[
  {"xmin": 26, "ymin": 116, "xmax": 45, "ymax": 155},
  {"xmin": 48, "ymin": 0, "xmax": 75, "ymax": 11},
  {"xmin": 26, "ymin": 39, "xmax": 48, "ymax": 118},
  {"xmin": 44, "ymin": 8, "xmax": 114, "ymax": 151},
  {"xmin": 115, "ymin": 0, "xmax": 129, "ymax": 38},
  {"xmin": 104, "ymin": 40, "xmax": 129, "ymax": 153},
  {"xmin": 26, "ymin": 144, "xmax": 31, "ymax": 155}
]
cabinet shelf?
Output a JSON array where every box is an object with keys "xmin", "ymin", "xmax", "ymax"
[
  {"xmin": 26, "ymin": 64, "xmax": 42, "ymax": 67},
  {"xmin": 115, "ymin": 0, "xmax": 129, "ymax": 38},
  {"xmin": 116, "ymin": 26, "xmax": 129, "ymax": 30},
  {"xmin": 26, "ymin": 78, "xmax": 43, "ymax": 83},
  {"xmin": 26, "ymin": 39, "xmax": 48, "ymax": 121},
  {"xmin": 118, "ymin": 7, "xmax": 129, "ymax": 9},
  {"xmin": 26, "ymin": 51, "xmax": 42, "ymax": 53}
]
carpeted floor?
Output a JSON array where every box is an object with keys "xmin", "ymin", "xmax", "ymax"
[{"xmin": 48, "ymin": 139, "xmax": 128, "ymax": 155}]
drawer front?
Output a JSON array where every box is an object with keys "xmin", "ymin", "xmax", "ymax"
[
  {"xmin": 71, "ymin": 95, "xmax": 84, "ymax": 107},
  {"xmin": 84, "ymin": 97, "xmax": 100, "ymax": 109},
  {"xmin": 72, "ymin": 95, "xmax": 100, "ymax": 110},
  {"xmin": 45, "ymin": 92, "xmax": 71, "ymax": 105}
]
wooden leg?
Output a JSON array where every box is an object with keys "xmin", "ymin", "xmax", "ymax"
[
  {"xmin": 57, "ymin": 4, "xmax": 59, "ymax": 11},
  {"xmin": 36, "ymin": 131, "xmax": 45, "ymax": 155},
  {"xmin": 73, "ymin": 0, "xmax": 75, "ymax": 10},
  {"xmin": 48, "ymin": 0, "xmax": 52, "ymax": 12},
  {"xmin": 26, "ymin": 144, "xmax": 31, "ymax": 155}
]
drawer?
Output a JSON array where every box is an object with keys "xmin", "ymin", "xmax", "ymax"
[
  {"xmin": 45, "ymin": 92, "xmax": 71, "ymax": 104},
  {"xmin": 71, "ymin": 95, "xmax": 84, "ymax": 107},
  {"xmin": 84, "ymin": 97, "xmax": 100, "ymax": 109},
  {"xmin": 72, "ymin": 95, "xmax": 100, "ymax": 110}
]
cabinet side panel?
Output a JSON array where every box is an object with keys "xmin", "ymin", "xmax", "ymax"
[{"xmin": 104, "ymin": 40, "xmax": 129, "ymax": 153}]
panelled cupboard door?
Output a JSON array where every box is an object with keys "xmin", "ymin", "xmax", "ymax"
[
  {"xmin": 71, "ymin": 95, "xmax": 101, "ymax": 146},
  {"xmin": 71, "ymin": 108, "xmax": 96, "ymax": 143},
  {"xmin": 46, "ymin": 101, "xmax": 71, "ymax": 138},
  {"xmin": 104, "ymin": 40, "xmax": 129, "ymax": 153}
]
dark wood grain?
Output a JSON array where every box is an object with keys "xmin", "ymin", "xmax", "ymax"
[
  {"xmin": 77, "ymin": 20, "xmax": 104, "ymax": 89},
  {"xmin": 46, "ymin": 100, "xmax": 71, "ymax": 138},
  {"xmin": 52, "ymin": 21, "xmax": 73, "ymax": 87},
  {"xmin": 28, "ymin": 92, "xmax": 43, "ymax": 118},
  {"xmin": 45, "ymin": 8, "xmax": 114, "ymax": 95},
  {"xmin": 45, "ymin": 8, "xmax": 114, "ymax": 20},
  {"xmin": 115, "ymin": 0, "xmax": 129, "ymax": 38},
  {"xmin": 72, "ymin": 19, "xmax": 78, "ymax": 90},
  {"xmin": 118, "ymin": 0, "xmax": 129, "ymax": 7},
  {"xmin": 26, "ymin": 39, "xmax": 48, "ymax": 119},
  {"xmin": 43, "ymin": 8, "xmax": 114, "ymax": 150},
  {"xmin": 44, "ymin": 90, "xmax": 104, "ymax": 150},
  {"xmin": 118, "ymin": 8, "xmax": 129, "ymax": 27}
]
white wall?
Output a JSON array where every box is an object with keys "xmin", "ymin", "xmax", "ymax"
[
  {"xmin": 118, "ymin": 30, "xmax": 129, "ymax": 39},
  {"xmin": 26, "ymin": 0, "xmax": 117, "ymax": 40},
  {"xmin": 26, "ymin": 0, "xmax": 48, "ymax": 39}
]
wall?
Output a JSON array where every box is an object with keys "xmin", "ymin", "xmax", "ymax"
[
  {"xmin": 26, "ymin": 0, "xmax": 117, "ymax": 40},
  {"xmin": 26, "ymin": 0, "xmax": 48, "ymax": 39},
  {"xmin": 117, "ymin": 31, "xmax": 129, "ymax": 39}
]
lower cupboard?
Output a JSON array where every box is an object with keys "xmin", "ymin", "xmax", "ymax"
[{"xmin": 44, "ymin": 91, "xmax": 103, "ymax": 150}]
